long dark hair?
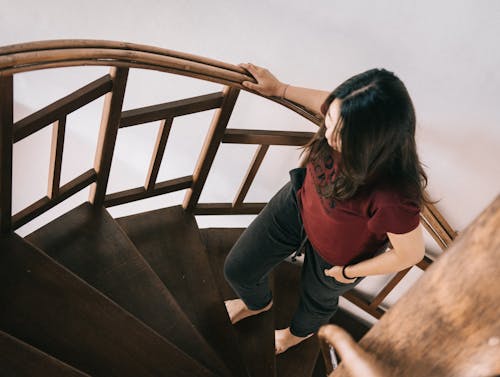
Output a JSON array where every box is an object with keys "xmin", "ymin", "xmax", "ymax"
[{"xmin": 301, "ymin": 68, "xmax": 430, "ymax": 206}]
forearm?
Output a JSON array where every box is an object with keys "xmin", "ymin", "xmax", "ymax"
[
  {"xmin": 280, "ymin": 83, "xmax": 330, "ymax": 117},
  {"xmin": 345, "ymin": 248, "xmax": 422, "ymax": 278}
]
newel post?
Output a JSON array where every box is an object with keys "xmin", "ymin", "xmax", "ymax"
[{"xmin": 0, "ymin": 74, "xmax": 13, "ymax": 234}]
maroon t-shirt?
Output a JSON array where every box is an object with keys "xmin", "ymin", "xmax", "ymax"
[{"xmin": 296, "ymin": 150, "xmax": 421, "ymax": 266}]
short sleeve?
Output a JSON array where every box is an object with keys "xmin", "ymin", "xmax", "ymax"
[{"xmin": 367, "ymin": 201, "xmax": 421, "ymax": 235}]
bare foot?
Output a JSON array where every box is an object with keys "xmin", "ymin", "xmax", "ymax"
[
  {"xmin": 275, "ymin": 327, "xmax": 314, "ymax": 355},
  {"xmin": 224, "ymin": 298, "xmax": 273, "ymax": 324}
]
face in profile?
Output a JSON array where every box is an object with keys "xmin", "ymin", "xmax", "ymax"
[{"xmin": 324, "ymin": 98, "xmax": 342, "ymax": 152}]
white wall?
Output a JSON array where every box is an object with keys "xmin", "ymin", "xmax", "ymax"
[{"xmin": 2, "ymin": 0, "xmax": 499, "ymax": 324}]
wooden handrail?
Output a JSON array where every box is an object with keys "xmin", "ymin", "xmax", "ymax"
[{"xmin": 0, "ymin": 40, "xmax": 323, "ymax": 125}]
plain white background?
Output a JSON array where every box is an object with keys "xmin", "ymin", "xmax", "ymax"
[{"xmin": 2, "ymin": 0, "xmax": 499, "ymax": 323}]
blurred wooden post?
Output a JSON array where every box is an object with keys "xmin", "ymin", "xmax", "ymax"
[
  {"xmin": 89, "ymin": 67, "xmax": 128, "ymax": 207},
  {"xmin": 325, "ymin": 194, "xmax": 500, "ymax": 377},
  {"xmin": 0, "ymin": 75, "xmax": 13, "ymax": 234}
]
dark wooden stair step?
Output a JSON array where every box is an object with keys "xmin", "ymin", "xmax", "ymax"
[
  {"xmin": 200, "ymin": 227, "xmax": 276, "ymax": 377},
  {"xmin": 115, "ymin": 205, "xmax": 248, "ymax": 377},
  {"xmin": 273, "ymin": 260, "xmax": 319, "ymax": 377},
  {"xmin": 0, "ymin": 329, "xmax": 89, "ymax": 377},
  {"xmin": 0, "ymin": 233, "xmax": 216, "ymax": 376},
  {"xmin": 311, "ymin": 308, "xmax": 372, "ymax": 377},
  {"xmin": 25, "ymin": 202, "xmax": 226, "ymax": 376}
]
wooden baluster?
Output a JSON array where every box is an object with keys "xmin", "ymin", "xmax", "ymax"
[
  {"xmin": 0, "ymin": 74, "xmax": 13, "ymax": 234},
  {"xmin": 426, "ymin": 202, "xmax": 457, "ymax": 240},
  {"xmin": 232, "ymin": 144, "xmax": 269, "ymax": 208},
  {"xmin": 368, "ymin": 268, "xmax": 411, "ymax": 310},
  {"xmin": 89, "ymin": 67, "xmax": 128, "ymax": 207},
  {"xmin": 47, "ymin": 117, "xmax": 66, "ymax": 199},
  {"xmin": 421, "ymin": 205, "xmax": 454, "ymax": 247},
  {"xmin": 420, "ymin": 214, "xmax": 448, "ymax": 250},
  {"xmin": 183, "ymin": 86, "xmax": 239, "ymax": 212},
  {"xmin": 145, "ymin": 117, "xmax": 173, "ymax": 191}
]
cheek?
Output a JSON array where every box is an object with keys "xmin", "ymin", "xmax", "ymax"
[{"xmin": 325, "ymin": 127, "xmax": 333, "ymax": 142}]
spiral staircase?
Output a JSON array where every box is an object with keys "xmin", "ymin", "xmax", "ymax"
[{"xmin": 1, "ymin": 40, "xmax": 498, "ymax": 377}]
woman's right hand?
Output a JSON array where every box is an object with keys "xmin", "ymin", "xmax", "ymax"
[{"xmin": 238, "ymin": 63, "xmax": 287, "ymax": 98}]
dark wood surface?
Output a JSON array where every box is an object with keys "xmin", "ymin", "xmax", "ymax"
[
  {"xmin": 233, "ymin": 144, "xmax": 269, "ymax": 207},
  {"xmin": 25, "ymin": 202, "xmax": 225, "ymax": 376},
  {"xmin": 273, "ymin": 261, "xmax": 320, "ymax": 377},
  {"xmin": 0, "ymin": 233, "xmax": 215, "ymax": 376},
  {"xmin": 222, "ymin": 129, "xmax": 314, "ymax": 146},
  {"xmin": 311, "ymin": 309, "xmax": 372, "ymax": 377},
  {"xmin": 183, "ymin": 86, "xmax": 240, "ymax": 211},
  {"xmin": 199, "ymin": 227, "xmax": 276, "ymax": 377},
  {"xmin": 116, "ymin": 206, "xmax": 248, "ymax": 377},
  {"xmin": 145, "ymin": 117, "xmax": 173, "ymax": 190},
  {"xmin": 0, "ymin": 74, "xmax": 13, "ymax": 234},
  {"xmin": 120, "ymin": 92, "xmax": 224, "ymax": 127},
  {"xmin": 193, "ymin": 202, "xmax": 266, "ymax": 215},
  {"xmin": 12, "ymin": 74, "xmax": 112, "ymax": 143},
  {"xmin": 47, "ymin": 117, "xmax": 66, "ymax": 199},
  {"xmin": 88, "ymin": 66, "xmax": 128, "ymax": 207},
  {"xmin": 12, "ymin": 169, "xmax": 96, "ymax": 230},
  {"xmin": 104, "ymin": 175, "xmax": 193, "ymax": 207},
  {"xmin": 0, "ymin": 330, "xmax": 89, "ymax": 377}
]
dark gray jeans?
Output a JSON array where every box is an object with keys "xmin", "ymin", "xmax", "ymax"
[{"xmin": 223, "ymin": 167, "xmax": 363, "ymax": 337}]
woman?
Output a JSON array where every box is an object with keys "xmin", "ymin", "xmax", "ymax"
[{"xmin": 224, "ymin": 63, "xmax": 427, "ymax": 355}]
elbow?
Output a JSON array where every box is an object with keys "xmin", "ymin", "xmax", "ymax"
[
  {"xmin": 410, "ymin": 247, "xmax": 425, "ymax": 266},
  {"xmin": 396, "ymin": 247, "xmax": 425, "ymax": 268}
]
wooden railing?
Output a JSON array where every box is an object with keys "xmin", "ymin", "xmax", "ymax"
[{"xmin": 0, "ymin": 39, "xmax": 456, "ymax": 327}]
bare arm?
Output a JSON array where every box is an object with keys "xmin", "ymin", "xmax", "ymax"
[
  {"xmin": 239, "ymin": 63, "xmax": 330, "ymax": 117},
  {"xmin": 325, "ymin": 223, "xmax": 425, "ymax": 283}
]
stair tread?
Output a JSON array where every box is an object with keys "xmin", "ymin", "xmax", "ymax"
[
  {"xmin": 311, "ymin": 309, "xmax": 372, "ymax": 377},
  {"xmin": 273, "ymin": 261, "xmax": 320, "ymax": 377},
  {"xmin": 116, "ymin": 206, "xmax": 248, "ymax": 377},
  {"xmin": 200, "ymin": 227, "xmax": 276, "ymax": 377},
  {"xmin": 0, "ymin": 233, "xmax": 215, "ymax": 376},
  {"xmin": 25, "ymin": 202, "xmax": 225, "ymax": 376},
  {"xmin": 0, "ymin": 329, "xmax": 89, "ymax": 377}
]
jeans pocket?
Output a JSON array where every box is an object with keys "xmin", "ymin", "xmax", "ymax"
[{"xmin": 289, "ymin": 167, "xmax": 307, "ymax": 193}]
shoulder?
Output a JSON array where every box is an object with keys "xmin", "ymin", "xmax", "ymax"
[
  {"xmin": 365, "ymin": 182, "xmax": 421, "ymax": 235},
  {"xmin": 369, "ymin": 181, "xmax": 420, "ymax": 211}
]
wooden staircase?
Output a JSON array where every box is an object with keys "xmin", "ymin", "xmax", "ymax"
[
  {"xmin": 4, "ymin": 40, "xmax": 494, "ymax": 376},
  {"xmin": 1, "ymin": 202, "xmax": 370, "ymax": 376}
]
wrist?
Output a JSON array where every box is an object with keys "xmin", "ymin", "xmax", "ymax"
[
  {"xmin": 342, "ymin": 265, "xmax": 357, "ymax": 280},
  {"xmin": 278, "ymin": 83, "xmax": 290, "ymax": 99}
]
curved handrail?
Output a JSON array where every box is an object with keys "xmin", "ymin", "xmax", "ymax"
[
  {"xmin": 0, "ymin": 39, "xmax": 457, "ymax": 330},
  {"xmin": 0, "ymin": 39, "xmax": 322, "ymax": 125}
]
